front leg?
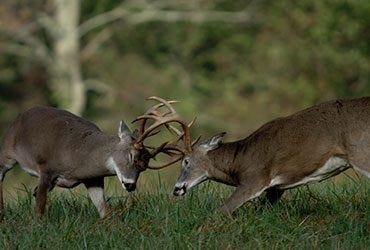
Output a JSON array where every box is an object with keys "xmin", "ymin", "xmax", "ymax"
[
  {"xmin": 265, "ymin": 187, "xmax": 284, "ymax": 204},
  {"xmin": 84, "ymin": 178, "xmax": 106, "ymax": 218},
  {"xmin": 0, "ymin": 158, "xmax": 15, "ymax": 220},
  {"xmin": 220, "ymin": 184, "xmax": 268, "ymax": 216},
  {"xmin": 33, "ymin": 184, "xmax": 56, "ymax": 197},
  {"xmin": 0, "ymin": 180, "xmax": 4, "ymax": 221}
]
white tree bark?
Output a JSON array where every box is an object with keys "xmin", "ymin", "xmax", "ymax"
[
  {"xmin": 52, "ymin": 0, "xmax": 85, "ymax": 115},
  {"xmin": 0, "ymin": 0, "xmax": 257, "ymax": 116}
]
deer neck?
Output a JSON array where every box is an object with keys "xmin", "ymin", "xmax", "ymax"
[
  {"xmin": 81, "ymin": 132, "xmax": 120, "ymax": 172},
  {"xmin": 207, "ymin": 143, "xmax": 241, "ymax": 186}
]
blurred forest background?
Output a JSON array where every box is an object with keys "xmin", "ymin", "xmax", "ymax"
[{"xmin": 0, "ymin": 0, "xmax": 370, "ymax": 192}]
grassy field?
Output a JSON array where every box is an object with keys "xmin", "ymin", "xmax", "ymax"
[{"xmin": 0, "ymin": 173, "xmax": 369, "ymax": 249}]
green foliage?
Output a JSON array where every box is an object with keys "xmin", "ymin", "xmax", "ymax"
[
  {"xmin": 1, "ymin": 2, "xmax": 369, "ymax": 248},
  {"xmin": 1, "ymin": 177, "xmax": 369, "ymax": 248},
  {"xmin": 1, "ymin": 0, "xmax": 370, "ymax": 135},
  {"xmin": 78, "ymin": 0, "xmax": 370, "ymax": 136}
]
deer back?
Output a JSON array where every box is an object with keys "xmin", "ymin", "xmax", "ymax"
[{"xmin": 1, "ymin": 106, "xmax": 137, "ymax": 179}]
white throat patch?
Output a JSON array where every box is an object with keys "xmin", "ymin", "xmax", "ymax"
[
  {"xmin": 105, "ymin": 156, "xmax": 135, "ymax": 187},
  {"xmin": 175, "ymin": 173, "xmax": 208, "ymax": 191}
]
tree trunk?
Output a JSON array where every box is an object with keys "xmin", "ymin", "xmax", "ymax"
[{"xmin": 51, "ymin": 0, "xmax": 85, "ymax": 115}]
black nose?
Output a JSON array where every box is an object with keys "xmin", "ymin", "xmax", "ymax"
[
  {"xmin": 124, "ymin": 183, "xmax": 136, "ymax": 192},
  {"xmin": 173, "ymin": 187, "xmax": 180, "ymax": 196},
  {"xmin": 173, "ymin": 186, "xmax": 185, "ymax": 196}
]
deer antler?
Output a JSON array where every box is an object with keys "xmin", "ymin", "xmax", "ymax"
[
  {"xmin": 133, "ymin": 96, "xmax": 192, "ymax": 151},
  {"xmin": 132, "ymin": 96, "xmax": 195, "ymax": 169}
]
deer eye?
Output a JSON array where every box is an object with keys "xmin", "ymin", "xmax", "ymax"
[
  {"xmin": 128, "ymin": 152, "xmax": 134, "ymax": 163},
  {"xmin": 183, "ymin": 158, "xmax": 189, "ymax": 167}
]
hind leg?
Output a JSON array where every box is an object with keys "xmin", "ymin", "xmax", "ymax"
[
  {"xmin": 348, "ymin": 151, "xmax": 370, "ymax": 179},
  {"xmin": 347, "ymin": 136, "xmax": 370, "ymax": 179},
  {"xmin": 353, "ymin": 166, "xmax": 370, "ymax": 179},
  {"xmin": 34, "ymin": 174, "xmax": 54, "ymax": 217}
]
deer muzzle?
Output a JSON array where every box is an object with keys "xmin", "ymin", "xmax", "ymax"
[
  {"xmin": 123, "ymin": 182, "xmax": 136, "ymax": 192},
  {"xmin": 173, "ymin": 185, "xmax": 186, "ymax": 196}
]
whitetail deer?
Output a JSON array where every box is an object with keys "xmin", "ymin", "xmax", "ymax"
[
  {"xmin": 0, "ymin": 97, "xmax": 180, "ymax": 218},
  {"xmin": 171, "ymin": 97, "xmax": 370, "ymax": 215}
]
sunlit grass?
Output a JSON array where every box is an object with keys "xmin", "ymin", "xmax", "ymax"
[{"xmin": 1, "ymin": 171, "xmax": 369, "ymax": 249}]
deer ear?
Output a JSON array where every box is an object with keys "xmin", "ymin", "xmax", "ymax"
[
  {"xmin": 202, "ymin": 132, "xmax": 226, "ymax": 151},
  {"xmin": 118, "ymin": 120, "xmax": 131, "ymax": 140},
  {"xmin": 131, "ymin": 129, "xmax": 139, "ymax": 141}
]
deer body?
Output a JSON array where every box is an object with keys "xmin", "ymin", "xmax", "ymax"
[
  {"xmin": 173, "ymin": 97, "xmax": 370, "ymax": 214},
  {"xmin": 0, "ymin": 106, "xmax": 150, "ymax": 218}
]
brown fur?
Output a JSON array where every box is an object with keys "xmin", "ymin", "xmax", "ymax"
[
  {"xmin": 0, "ymin": 106, "xmax": 151, "ymax": 218},
  {"xmin": 174, "ymin": 97, "xmax": 370, "ymax": 214}
]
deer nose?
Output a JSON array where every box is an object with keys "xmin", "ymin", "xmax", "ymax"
[
  {"xmin": 124, "ymin": 182, "xmax": 136, "ymax": 192},
  {"xmin": 173, "ymin": 186, "xmax": 186, "ymax": 196}
]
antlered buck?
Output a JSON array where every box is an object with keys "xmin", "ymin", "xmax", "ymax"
[
  {"xmin": 171, "ymin": 97, "xmax": 370, "ymax": 215},
  {"xmin": 0, "ymin": 97, "xmax": 181, "ymax": 218}
]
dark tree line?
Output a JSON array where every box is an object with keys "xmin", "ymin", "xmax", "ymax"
[{"xmin": 0, "ymin": 0, "xmax": 369, "ymax": 136}]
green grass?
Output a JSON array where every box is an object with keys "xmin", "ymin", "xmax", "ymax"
[{"xmin": 1, "ymin": 177, "xmax": 369, "ymax": 249}]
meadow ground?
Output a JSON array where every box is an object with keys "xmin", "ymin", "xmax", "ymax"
[{"xmin": 0, "ymin": 171, "xmax": 369, "ymax": 249}]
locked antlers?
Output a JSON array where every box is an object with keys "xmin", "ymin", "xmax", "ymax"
[{"xmin": 132, "ymin": 96, "xmax": 197, "ymax": 169}]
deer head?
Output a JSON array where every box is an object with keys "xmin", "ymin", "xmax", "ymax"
[
  {"xmin": 133, "ymin": 99, "xmax": 214, "ymax": 195},
  {"xmin": 109, "ymin": 96, "xmax": 193, "ymax": 192},
  {"xmin": 105, "ymin": 120, "xmax": 151, "ymax": 192},
  {"xmin": 134, "ymin": 97, "xmax": 214, "ymax": 195},
  {"xmin": 173, "ymin": 132, "xmax": 226, "ymax": 196},
  {"xmin": 132, "ymin": 96, "xmax": 208, "ymax": 195}
]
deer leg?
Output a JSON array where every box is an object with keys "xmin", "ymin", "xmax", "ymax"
[
  {"xmin": 264, "ymin": 187, "xmax": 285, "ymax": 204},
  {"xmin": 0, "ymin": 156, "xmax": 16, "ymax": 220},
  {"xmin": 0, "ymin": 170, "xmax": 5, "ymax": 221},
  {"xmin": 33, "ymin": 184, "xmax": 55, "ymax": 197},
  {"xmin": 84, "ymin": 177, "xmax": 106, "ymax": 218},
  {"xmin": 347, "ymin": 140, "xmax": 370, "ymax": 179},
  {"xmin": 349, "ymin": 156, "xmax": 370, "ymax": 179},
  {"xmin": 0, "ymin": 168, "xmax": 6, "ymax": 218},
  {"xmin": 34, "ymin": 175, "xmax": 53, "ymax": 217},
  {"xmin": 33, "ymin": 186, "xmax": 37, "ymax": 197},
  {"xmin": 220, "ymin": 183, "xmax": 268, "ymax": 215}
]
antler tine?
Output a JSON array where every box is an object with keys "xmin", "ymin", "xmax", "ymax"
[
  {"xmin": 164, "ymin": 121, "xmax": 193, "ymax": 153},
  {"xmin": 149, "ymin": 141, "xmax": 169, "ymax": 159},
  {"xmin": 135, "ymin": 116, "xmax": 188, "ymax": 145},
  {"xmin": 133, "ymin": 97, "xmax": 182, "ymax": 145},
  {"xmin": 132, "ymin": 96, "xmax": 194, "ymax": 170},
  {"xmin": 177, "ymin": 121, "xmax": 192, "ymax": 153},
  {"xmin": 133, "ymin": 115, "xmax": 156, "ymax": 135},
  {"xmin": 133, "ymin": 114, "xmax": 164, "ymax": 123},
  {"xmin": 147, "ymin": 155, "xmax": 183, "ymax": 170},
  {"xmin": 132, "ymin": 98, "xmax": 179, "ymax": 136},
  {"xmin": 134, "ymin": 97, "xmax": 186, "ymax": 146},
  {"xmin": 146, "ymin": 129, "xmax": 162, "ymax": 138},
  {"xmin": 138, "ymin": 118, "xmax": 146, "ymax": 135},
  {"xmin": 191, "ymin": 135, "xmax": 202, "ymax": 146},
  {"xmin": 132, "ymin": 112, "xmax": 168, "ymax": 139},
  {"xmin": 146, "ymin": 100, "xmax": 179, "ymax": 116},
  {"xmin": 147, "ymin": 141, "xmax": 187, "ymax": 170},
  {"xmin": 147, "ymin": 96, "xmax": 178, "ymax": 115},
  {"xmin": 165, "ymin": 124, "xmax": 182, "ymax": 136},
  {"xmin": 188, "ymin": 116, "xmax": 197, "ymax": 128}
]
